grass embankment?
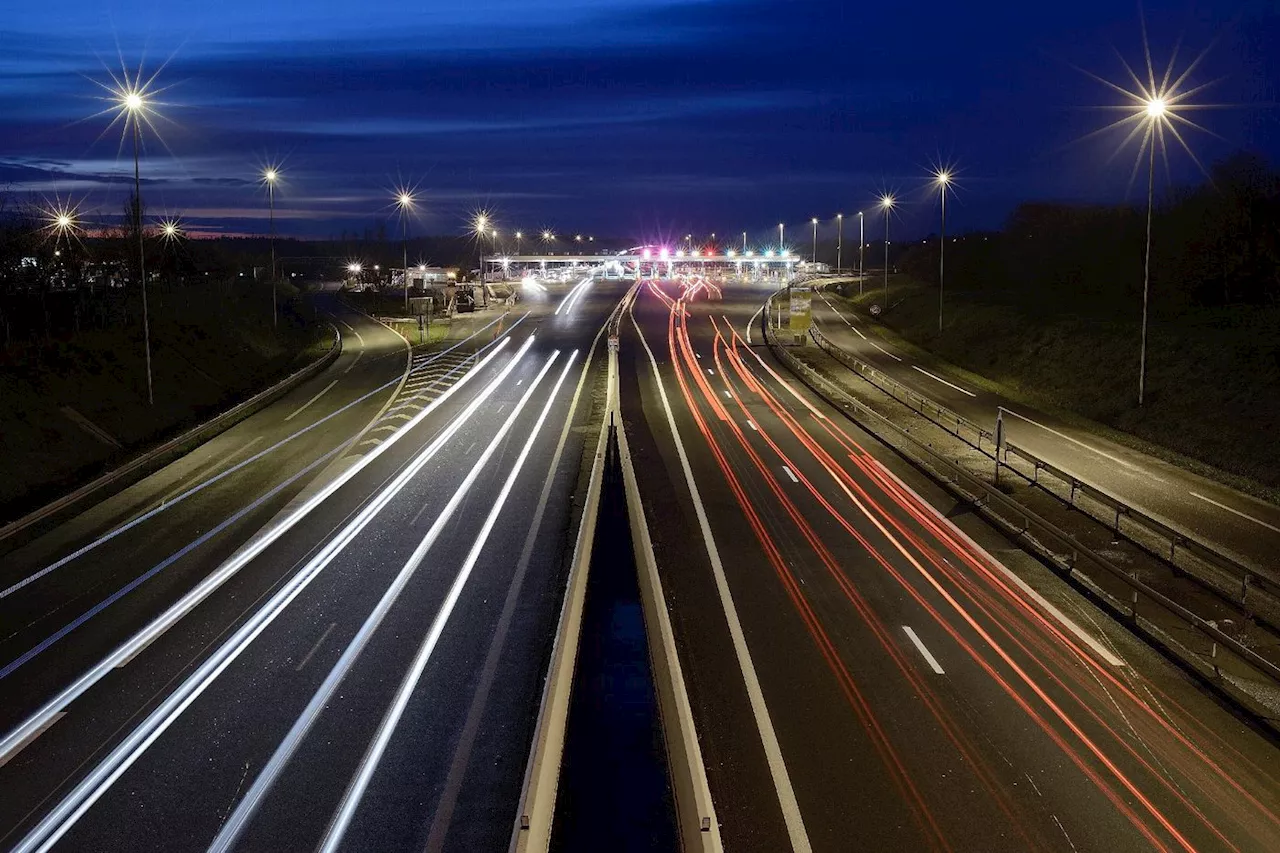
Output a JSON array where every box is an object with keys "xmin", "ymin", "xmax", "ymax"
[
  {"xmin": 831, "ymin": 277, "xmax": 1280, "ymax": 496},
  {"xmin": 0, "ymin": 280, "xmax": 330, "ymax": 518}
]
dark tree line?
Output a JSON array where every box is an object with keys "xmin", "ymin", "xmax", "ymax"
[{"xmin": 899, "ymin": 152, "xmax": 1280, "ymax": 317}]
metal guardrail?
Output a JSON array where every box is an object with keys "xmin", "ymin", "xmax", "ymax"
[
  {"xmin": 805, "ymin": 315, "xmax": 1276, "ymax": 612},
  {"xmin": 765, "ymin": 296, "xmax": 1280, "ymax": 728}
]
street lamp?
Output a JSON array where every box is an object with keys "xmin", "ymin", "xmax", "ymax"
[
  {"xmin": 880, "ymin": 194, "xmax": 895, "ymax": 308},
  {"xmin": 121, "ymin": 86, "xmax": 154, "ymax": 405},
  {"xmin": 396, "ymin": 189, "xmax": 414, "ymax": 310},
  {"xmin": 811, "ymin": 217, "xmax": 818, "ymax": 264},
  {"xmin": 262, "ymin": 167, "xmax": 280, "ymax": 326},
  {"xmin": 741, "ymin": 231, "xmax": 747, "ymax": 253},
  {"xmin": 858, "ymin": 211, "xmax": 865, "ymax": 295},
  {"xmin": 515, "ymin": 231, "xmax": 523, "ymax": 256},
  {"xmin": 933, "ymin": 170, "xmax": 951, "ymax": 332},
  {"xmin": 778, "ymin": 222, "xmax": 784, "ymax": 249},
  {"xmin": 1139, "ymin": 96, "xmax": 1166, "ymax": 406},
  {"xmin": 836, "ymin": 214, "xmax": 843, "ymax": 270}
]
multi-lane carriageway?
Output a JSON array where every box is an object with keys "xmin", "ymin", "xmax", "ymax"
[{"xmin": 1, "ymin": 276, "xmax": 1278, "ymax": 851}]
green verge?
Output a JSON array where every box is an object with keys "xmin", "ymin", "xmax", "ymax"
[{"xmin": 828, "ymin": 276, "xmax": 1280, "ymax": 505}]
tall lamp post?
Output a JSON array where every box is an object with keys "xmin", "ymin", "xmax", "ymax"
[
  {"xmin": 836, "ymin": 213, "xmax": 843, "ymax": 270},
  {"xmin": 934, "ymin": 170, "xmax": 951, "ymax": 332},
  {"xmin": 1138, "ymin": 97, "xmax": 1167, "ymax": 407},
  {"xmin": 261, "ymin": 168, "xmax": 280, "ymax": 326},
  {"xmin": 858, "ymin": 211, "xmax": 865, "ymax": 296},
  {"xmin": 810, "ymin": 217, "xmax": 818, "ymax": 264},
  {"xmin": 396, "ymin": 190, "xmax": 414, "ymax": 310},
  {"xmin": 880, "ymin": 194, "xmax": 895, "ymax": 309},
  {"xmin": 778, "ymin": 222, "xmax": 784, "ymax": 249},
  {"xmin": 741, "ymin": 231, "xmax": 747, "ymax": 253},
  {"xmin": 122, "ymin": 90, "xmax": 154, "ymax": 405}
]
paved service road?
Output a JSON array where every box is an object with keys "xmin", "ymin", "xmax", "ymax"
[
  {"xmin": 618, "ymin": 275, "xmax": 1280, "ymax": 851},
  {"xmin": 0, "ymin": 277, "xmax": 620, "ymax": 851},
  {"xmin": 809, "ymin": 288, "xmax": 1280, "ymax": 572}
]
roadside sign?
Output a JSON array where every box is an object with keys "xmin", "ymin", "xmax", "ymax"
[
  {"xmin": 789, "ymin": 285, "xmax": 812, "ymax": 337},
  {"xmin": 870, "ymin": 304, "xmax": 882, "ymax": 317}
]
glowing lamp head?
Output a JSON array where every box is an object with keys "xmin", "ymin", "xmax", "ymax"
[
  {"xmin": 124, "ymin": 91, "xmax": 143, "ymax": 111},
  {"xmin": 163, "ymin": 223, "xmax": 177, "ymax": 237},
  {"xmin": 880, "ymin": 194, "xmax": 895, "ymax": 210},
  {"xmin": 643, "ymin": 249, "xmax": 651, "ymax": 259},
  {"xmin": 397, "ymin": 192, "xmax": 412, "ymax": 207},
  {"xmin": 659, "ymin": 248, "xmax": 669, "ymax": 259},
  {"xmin": 811, "ymin": 217, "xmax": 818, "ymax": 224},
  {"xmin": 1146, "ymin": 98, "xmax": 1167, "ymax": 119},
  {"xmin": 56, "ymin": 214, "xmax": 72, "ymax": 229},
  {"xmin": 264, "ymin": 168, "xmax": 278, "ymax": 184},
  {"xmin": 348, "ymin": 263, "xmax": 362, "ymax": 274},
  {"xmin": 515, "ymin": 231, "xmax": 522, "ymax": 239},
  {"xmin": 936, "ymin": 171, "xmax": 951, "ymax": 187}
]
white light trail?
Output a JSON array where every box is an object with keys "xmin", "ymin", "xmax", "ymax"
[
  {"xmin": 317, "ymin": 351, "xmax": 579, "ymax": 852},
  {"xmin": 554, "ymin": 277, "xmax": 593, "ymax": 315},
  {"xmin": 0, "ymin": 337, "xmax": 520, "ymax": 807},
  {"xmin": 209, "ymin": 346, "xmax": 561, "ymax": 852},
  {"xmin": 0, "ymin": 312, "xmax": 514, "ymax": 603}
]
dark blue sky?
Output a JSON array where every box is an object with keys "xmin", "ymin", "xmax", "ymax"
[{"xmin": 2, "ymin": 0, "xmax": 1276, "ymax": 244}]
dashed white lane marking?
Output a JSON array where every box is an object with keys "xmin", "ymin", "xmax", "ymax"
[
  {"xmin": 902, "ymin": 626, "xmax": 946, "ymax": 674},
  {"xmin": 0, "ymin": 712, "xmax": 65, "ymax": 768},
  {"xmin": 284, "ymin": 380, "xmax": 339, "ymax": 422},
  {"xmin": 873, "ymin": 461, "xmax": 1125, "ymax": 667},
  {"xmin": 746, "ymin": 420, "xmax": 758, "ymax": 431},
  {"xmin": 1189, "ymin": 492, "xmax": 1280, "ymax": 535},
  {"xmin": 850, "ymin": 325, "xmax": 868, "ymax": 341},
  {"xmin": 911, "ymin": 365, "xmax": 976, "ymax": 397},
  {"xmin": 352, "ymin": 329, "xmax": 365, "ymax": 347},
  {"xmin": 781, "ymin": 466, "xmax": 799, "ymax": 483},
  {"xmin": 707, "ymin": 368, "xmax": 715, "ymax": 375},
  {"xmin": 725, "ymin": 390, "xmax": 733, "ymax": 399},
  {"xmin": 869, "ymin": 341, "xmax": 902, "ymax": 362},
  {"xmin": 295, "ymin": 623, "xmax": 338, "ymax": 672}
]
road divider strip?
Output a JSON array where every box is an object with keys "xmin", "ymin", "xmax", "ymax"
[
  {"xmin": 511, "ymin": 287, "xmax": 634, "ymax": 853},
  {"xmin": 613, "ymin": 348, "xmax": 723, "ymax": 852}
]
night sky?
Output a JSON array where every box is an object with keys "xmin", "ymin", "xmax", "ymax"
[{"xmin": 2, "ymin": 0, "xmax": 1277, "ymax": 243}]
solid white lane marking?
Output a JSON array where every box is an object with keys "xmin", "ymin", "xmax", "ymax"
[
  {"xmin": 902, "ymin": 626, "xmax": 945, "ymax": 674},
  {"xmin": 632, "ymin": 308, "xmax": 813, "ymax": 853},
  {"xmin": 869, "ymin": 341, "xmax": 903, "ymax": 362},
  {"xmin": 912, "ymin": 366, "xmax": 976, "ymax": 397},
  {"xmin": 871, "ymin": 461, "xmax": 1124, "ymax": 667},
  {"xmin": 781, "ymin": 466, "xmax": 799, "ymax": 483},
  {"xmin": 283, "ymin": 380, "xmax": 338, "ymax": 422},
  {"xmin": 1189, "ymin": 492, "xmax": 1280, "ymax": 535},
  {"xmin": 295, "ymin": 623, "xmax": 338, "ymax": 672},
  {"xmin": 0, "ymin": 712, "xmax": 65, "ymax": 769},
  {"xmin": 746, "ymin": 303, "xmax": 765, "ymax": 344}
]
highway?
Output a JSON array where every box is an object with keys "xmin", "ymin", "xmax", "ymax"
[
  {"xmin": 0, "ymin": 278, "xmax": 618, "ymax": 850},
  {"xmin": 617, "ymin": 275, "xmax": 1280, "ymax": 851},
  {"xmin": 3, "ymin": 272, "xmax": 1279, "ymax": 852},
  {"xmin": 808, "ymin": 288, "xmax": 1280, "ymax": 572}
]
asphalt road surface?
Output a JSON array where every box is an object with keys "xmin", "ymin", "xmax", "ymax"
[
  {"xmin": 809, "ymin": 287, "xmax": 1280, "ymax": 572},
  {"xmin": 4, "ymin": 274, "xmax": 1279, "ymax": 852},
  {"xmin": 617, "ymin": 274, "xmax": 1280, "ymax": 852},
  {"xmin": 0, "ymin": 277, "xmax": 619, "ymax": 851}
]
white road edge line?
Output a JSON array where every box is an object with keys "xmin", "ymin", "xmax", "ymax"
[
  {"xmin": 911, "ymin": 366, "xmax": 976, "ymax": 398},
  {"xmin": 283, "ymin": 380, "xmax": 339, "ymax": 422},
  {"xmin": 871, "ymin": 461, "xmax": 1125, "ymax": 668},
  {"xmin": 902, "ymin": 626, "xmax": 946, "ymax": 675},
  {"xmin": 632, "ymin": 306, "xmax": 813, "ymax": 853},
  {"xmin": 1188, "ymin": 491, "xmax": 1280, "ymax": 535}
]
